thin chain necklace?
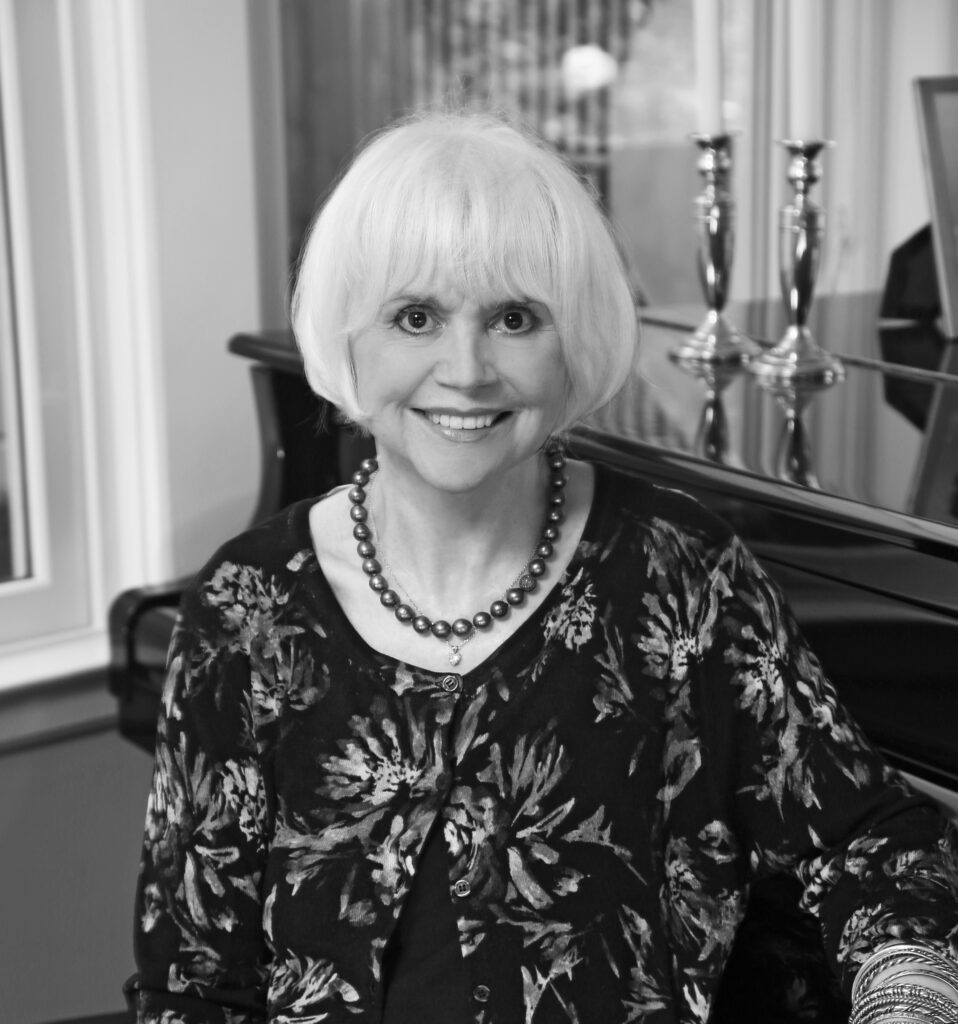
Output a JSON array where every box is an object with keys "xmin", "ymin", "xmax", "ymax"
[{"xmin": 347, "ymin": 450, "xmax": 567, "ymax": 667}]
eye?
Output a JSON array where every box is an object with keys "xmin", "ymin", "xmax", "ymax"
[
  {"xmin": 394, "ymin": 305, "xmax": 439, "ymax": 335},
  {"xmin": 492, "ymin": 306, "xmax": 538, "ymax": 335}
]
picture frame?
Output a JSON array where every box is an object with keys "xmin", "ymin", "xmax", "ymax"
[{"xmin": 914, "ymin": 75, "xmax": 958, "ymax": 339}]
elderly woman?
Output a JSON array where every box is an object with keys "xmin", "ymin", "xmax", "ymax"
[{"xmin": 128, "ymin": 112, "xmax": 958, "ymax": 1024}]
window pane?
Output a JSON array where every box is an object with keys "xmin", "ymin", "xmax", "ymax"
[
  {"xmin": 0, "ymin": 0, "xmax": 93, "ymax": 650},
  {"xmin": 0, "ymin": 92, "xmax": 30, "ymax": 585}
]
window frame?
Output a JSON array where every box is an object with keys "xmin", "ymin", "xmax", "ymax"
[
  {"xmin": 0, "ymin": 0, "xmax": 98, "ymax": 656},
  {"xmin": 0, "ymin": 0, "xmax": 274, "ymax": 691},
  {"xmin": 0, "ymin": 0, "xmax": 170, "ymax": 687}
]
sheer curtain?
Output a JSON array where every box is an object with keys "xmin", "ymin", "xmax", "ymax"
[{"xmin": 280, "ymin": 0, "xmax": 738, "ymax": 306}]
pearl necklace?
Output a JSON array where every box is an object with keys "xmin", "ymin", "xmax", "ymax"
[
  {"xmin": 369, "ymin": 522, "xmax": 539, "ymax": 665},
  {"xmin": 347, "ymin": 451, "xmax": 567, "ymax": 667}
]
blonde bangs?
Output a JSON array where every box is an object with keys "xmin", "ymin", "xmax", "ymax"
[{"xmin": 342, "ymin": 139, "xmax": 570, "ymax": 338}]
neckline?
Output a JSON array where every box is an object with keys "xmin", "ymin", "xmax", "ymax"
[{"xmin": 294, "ymin": 461, "xmax": 613, "ymax": 683}]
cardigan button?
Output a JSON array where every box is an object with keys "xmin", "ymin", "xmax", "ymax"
[
  {"xmin": 453, "ymin": 878, "xmax": 471, "ymax": 898},
  {"xmin": 440, "ymin": 674, "xmax": 461, "ymax": 693},
  {"xmin": 473, "ymin": 984, "xmax": 491, "ymax": 1003}
]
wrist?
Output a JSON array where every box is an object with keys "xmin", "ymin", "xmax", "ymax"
[{"xmin": 852, "ymin": 944, "xmax": 958, "ymax": 1024}]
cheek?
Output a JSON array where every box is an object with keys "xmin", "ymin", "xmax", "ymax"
[
  {"xmin": 523, "ymin": 347, "xmax": 570, "ymax": 402},
  {"xmin": 501, "ymin": 336, "xmax": 565, "ymax": 378},
  {"xmin": 352, "ymin": 340, "xmax": 418, "ymax": 404},
  {"xmin": 538, "ymin": 351, "xmax": 573, "ymax": 427},
  {"xmin": 497, "ymin": 346, "xmax": 570, "ymax": 430}
]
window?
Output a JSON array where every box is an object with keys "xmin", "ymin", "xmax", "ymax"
[
  {"xmin": 0, "ymin": 0, "xmax": 269, "ymax": 689},
  {"xmin": 0, "ymin": 0, "xmax": 100, "ymax": 663}
]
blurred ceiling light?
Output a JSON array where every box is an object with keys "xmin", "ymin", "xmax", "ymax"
[{"xmin": 561, "ymin": 44, "xmax": 618, "ymax": 99}]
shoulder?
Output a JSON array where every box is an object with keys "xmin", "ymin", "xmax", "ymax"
[
  {"xmin": 307, "ymin": 484, "xmax": 354, "ymax": 569},
  {"xmin": 163, "ymin": 497, "xmax": 333, "ymax": 725},
  {"xmin": 178, "ymin": 497, "xmax": 321, "ymax": 628},
  {"xmin": 585, "ymin": 464, "xmax": 785, "ymax": 633},
  {"xmin": 588, "ymin": 458, "xmax": 736, "ymax": 555}
]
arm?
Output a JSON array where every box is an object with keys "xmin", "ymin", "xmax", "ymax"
[
  {"xmin": 126, "ymin": 586, "xmax": 272, "ymax": 1023},
  {"xmin": 704, "ymin": 535, "xmax": 958, "ymax": 994}
]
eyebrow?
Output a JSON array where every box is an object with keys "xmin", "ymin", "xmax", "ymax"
[
  {"xmin": 386, "ymin": 293, "xmax": 438, "ymax": 306},
  {"xmin": 383, "ymin": 292, "xmax": 541, "ymax": 309}
]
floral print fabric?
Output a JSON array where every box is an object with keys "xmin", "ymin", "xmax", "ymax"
[{"xmin": 128, "ymin": 464, "xmax": 958, "ymax": 1024}]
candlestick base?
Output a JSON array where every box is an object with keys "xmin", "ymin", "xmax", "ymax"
[
  {"xmin": 750, "ymin": 325, "xmax": 845, "ymax": 387},
  {"xmin": 673, "ymin": 309, "xmax": 758, "ymax": 367}
]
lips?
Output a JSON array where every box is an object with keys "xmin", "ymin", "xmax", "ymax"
[{"xmin": 421, "ymin": 410, "xmax": 508, "ymax": 431}]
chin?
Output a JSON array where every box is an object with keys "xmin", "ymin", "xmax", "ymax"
[
  {"xmin": 414, "ymin": 456, "xmax": 509, "ymax": 495},
  {"xmin": 411, "ymin": 444, "xmax": 542, "ymax": 496}
]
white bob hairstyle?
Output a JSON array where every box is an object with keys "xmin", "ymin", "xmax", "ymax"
[{"xmin": 290, "ymin": 109, "xmax": 639, "ymax": 431}]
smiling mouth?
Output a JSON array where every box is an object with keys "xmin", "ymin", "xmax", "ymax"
[{"xmin": 419, "ymin": 410, "xmax": 510, "ymax": 431}]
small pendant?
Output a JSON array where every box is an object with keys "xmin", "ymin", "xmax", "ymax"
[{"xmin": 448, "ymin": 648, "xmax": 462, "ymax": 666}]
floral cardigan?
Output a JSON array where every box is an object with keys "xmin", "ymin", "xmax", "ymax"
[{"xmin": 128, "ymin": 462, "xmax": 958, "ymax": 1024}]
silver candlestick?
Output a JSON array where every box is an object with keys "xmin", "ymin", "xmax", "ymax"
[
  {"xmin": 673, "ymin": 133, "xmax": 758, "ymax": 366},
  {"xmin": 751, "ymin": 140, "xmax": 844, "ymax": 387}
]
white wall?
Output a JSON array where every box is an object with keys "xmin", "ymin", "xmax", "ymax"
[
  {"xmin": 141, "ymin": 1, "xmax": 265, "ymax": 577},
  {"xmin": 811, "ymin": 0, "xmax": 958, "ymax": 299}
]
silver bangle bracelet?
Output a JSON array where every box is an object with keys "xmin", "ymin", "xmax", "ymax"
[
  {"xmin": 854, "ymin": 945, "xmax": 958, "ymax": 1005},
  {"xmin": 850, "ymin": 982, "xmax": 958, "ymax": 1024},
  {"xmin": 877, "ymin": 968, "xmax": 958, "ymax": 1004}
]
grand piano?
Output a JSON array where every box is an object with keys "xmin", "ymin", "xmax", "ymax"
[{"xmin": 109, "ymin": 291, "xmax": 958, "ymax": 805}]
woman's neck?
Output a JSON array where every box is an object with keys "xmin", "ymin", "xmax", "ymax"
[{"xmin": 366, "ymin": 453, "xmax": 550, "ymax": 614}]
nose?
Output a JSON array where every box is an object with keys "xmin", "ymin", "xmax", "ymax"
[{"xmin": 434, "ymin": 319, "xmax": 495, "ymax": 389}]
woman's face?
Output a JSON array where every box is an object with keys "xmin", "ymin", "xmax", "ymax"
[{"xmin": 351, "ymin": 275, "xmax": 569, "ymax": 495}]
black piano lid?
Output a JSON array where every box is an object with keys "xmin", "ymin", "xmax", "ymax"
[
  {"xmin": 586, "ymin": 293, "xmax": 958, "ymax": 547},
  {"xmin": 572, "ymin": 292, "xmax": 958, "ymax": 790}
]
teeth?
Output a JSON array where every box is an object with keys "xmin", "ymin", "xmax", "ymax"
[{"xmin": 427, "ymin": 412, "xmax": 497, "ymax": 430}]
